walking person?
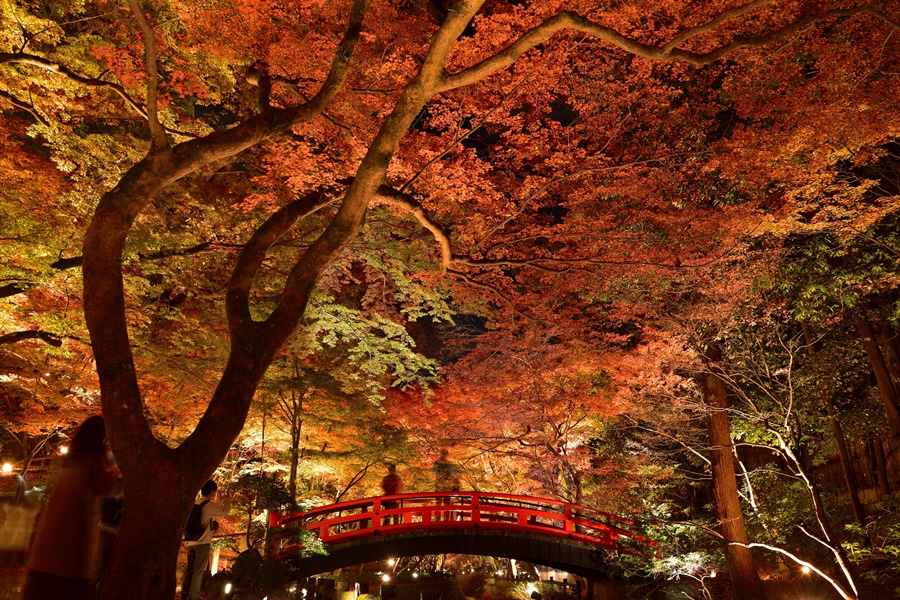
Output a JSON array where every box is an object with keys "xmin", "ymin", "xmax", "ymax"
[
  {"xmin": 181, "ymin": 480, "xmax": 231, "ymax": 600},
  {"xmin": 380, "ymin": 464, "xmax": 403, "ymax": 525},
  {"xmin": 22, "ymin": 415, "xmax": 122, "ymax": 600}
]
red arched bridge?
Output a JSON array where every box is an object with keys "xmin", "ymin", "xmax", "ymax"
[{"xmin": 269, "ymin": 492, "xmax": 656, "ymax": 579}]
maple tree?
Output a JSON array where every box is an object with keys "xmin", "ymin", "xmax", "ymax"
[{"xmin": 0, "ymin": 0, "xmax": 899, "ymax": 598}]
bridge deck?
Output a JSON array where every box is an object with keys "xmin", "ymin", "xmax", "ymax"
[{"xmin": 269, "ymin": 492, "xmax": 654, "ymax": 558}]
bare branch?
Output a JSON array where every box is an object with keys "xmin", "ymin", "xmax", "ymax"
[
  {"xmin": 400, "ymin": 76, "xmax": 530, "ymax": 194},
  {"xmin": 438, "ymin": 5, "xmax": 872, "ymax": 92},
  {"xmin": 126, "ymin": 0, "xmax": 167, "ymax": 150},
  {"xmin": 373, "ymin": 186, "xmax": 453, "ymax": 272},
  {"xmin": 0, "ymin": 52, "xmax": 194, "ymax": 137},
  {"xmin": 729, "ymin": 542, "xmax": 855, "ymax": 600},
  {"xmin": 661, "ymin": 0, "xmax": 777, "ymax": 54},
  {"xmin": 0, "ymin": 88, "xmax": 47, "ymax": 125}
]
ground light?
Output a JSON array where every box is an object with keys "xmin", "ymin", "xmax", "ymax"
[{"xmin": 1, "ymin": 463, "xmax": 12, "ymax": 474}]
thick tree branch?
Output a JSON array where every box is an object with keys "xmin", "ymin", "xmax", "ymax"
[
  {"xmin": 0, "ymin": 329, "xmax": 62, "ymax": 347},
  {"xmin": 126, "ymin": 0, "xmax": 167, "ymax": 150},
  {"xmin": 438, "ymin": 4, "xmax": 872, "ymax": 91},
  {"xmin": 0, "ymin": 283, "xmax": 29, "ymax": 299}
]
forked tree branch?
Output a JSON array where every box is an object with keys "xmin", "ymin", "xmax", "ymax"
[
  {"xmin": 226, "ymin": 190, "xmax": 332, "ymax": 336},
  {"xmin": 0, "ymin": 52, "xmax": 148, "ymax": 117},
  {"xmin": 0, "ymin": 52, "xmax": 195, "ymax": 138}
]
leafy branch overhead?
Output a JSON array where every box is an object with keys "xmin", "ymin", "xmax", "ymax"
[{"xmin": 0, "ymin": 1, "xmax": 898, "ymax": 599}]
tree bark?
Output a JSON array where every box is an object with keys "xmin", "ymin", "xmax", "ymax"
[
  {"xmin": 698, "ymin": 343, "xmax": 767, "ymax": 600},
  {"xmin": 855, "ymin": 315, "xmax": 900, "ymax": 438}
]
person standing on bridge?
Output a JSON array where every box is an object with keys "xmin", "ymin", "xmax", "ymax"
[
  {"xmin": 380, "ymin": 464, "xmax": 403, "ymax": 525},
  {"xmin": 432, "ymin": 449, "xmax": 460, "ymax": 521}
]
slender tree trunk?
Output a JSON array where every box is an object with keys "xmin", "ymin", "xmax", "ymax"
[
  {"xmin": 871, "ymin": 435, "xmax": 890, "ymax": 500},
  {"xmin": 289, "ymin": 425, "xmax": 300, "ymax": 502},
  {"xmin": 827, "ymin": 399, "xmax": 866, "ymax": 525},
  {"xmin": 876, "ymin": 322, "xmax": 900, "ymax": 391},
  {"xmin": 698, "ymin": 344, "xmax": 767, "ymax": 600},
  {"xmin": 802, "ymin": 322, "xmax": 866, "ymax": 524},
  {"xmin": 855, "ymin": 315, "xmax": 900, "ymax": 438}
]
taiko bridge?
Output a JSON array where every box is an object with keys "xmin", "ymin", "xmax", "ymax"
[{"xmin": 269, "ymin": 491, "xmax": 656, "ymax": 579}]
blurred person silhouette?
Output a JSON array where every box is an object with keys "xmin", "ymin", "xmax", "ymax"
[
  {"xmin": 22, "ymin": 415, "xmax": 122, "ymax": 600},
  {"xmin": 431, "ymin": 449, "xmax": 460, "ymax": 521},
  {"xmin": 95, "ymin": 493, "xmax": 123, "ymax": 598},
  {"xmin": 181, "ymin": 479, "xmax": 231, "ymax": 600},
  {"xmin": 379, "ymin": 464, "xmax": 403, "ymax": 525}
]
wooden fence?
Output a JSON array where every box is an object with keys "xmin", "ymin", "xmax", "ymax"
[{"xmin": 809, "ymin": 432, "xmax": 900, "ymax": 498}]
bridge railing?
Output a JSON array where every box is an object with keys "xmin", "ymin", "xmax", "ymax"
[{"xmin": 269, "ymin": 492, "xmax": 655, "ymax": 557}]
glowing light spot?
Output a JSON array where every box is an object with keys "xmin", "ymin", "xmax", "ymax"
[
  {"xmin": 412, "ymin": 573, "xmax": 418, "ymax": 579},
  {"xmin": 59, "ymin": 446, "xmax": 69, "ymax": 455},
  {"xmin": 801, "ymin": 566, "xmax": 811, "ymax": 574},
  {"xmin": 224, "ymin": 582, "xmax": 233, "ymax": 594},
  {"xmin": 1, "ymin": 463, "xmax": 12, "ymax": 474},
  {"xmin": 388, "ymin": 558, "xmax": 395, "ymax": 566},
  {"xmin": 382, "ymin": 575, "xmax": 391, "ymax": 583}
]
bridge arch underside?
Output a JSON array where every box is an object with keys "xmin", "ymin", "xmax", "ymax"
[{"xmin": 289, "ymin": 529, "xmax": 626, "ymax": 580}]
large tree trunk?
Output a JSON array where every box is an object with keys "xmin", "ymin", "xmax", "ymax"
[
  {"xmin": 101, "ymin": 458, "xmax": 195, "ymax": 599},
  {"xmin": 855, "ymin": 315, "xmax": 900, "ymax": 438},
  {"xmin": 698, "ymin": 344, "xmax": 767, "ymax": 600}
]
